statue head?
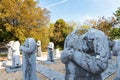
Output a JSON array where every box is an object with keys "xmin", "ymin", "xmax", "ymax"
[
  {"xmin": 113, "ymin": 40, "xmax": 120, "ymax": 53},
  {"xmin": 22, "ymin": 38, "xmax": 36, "ymax": 54},
  {"xmin": 48, "ymin": 42, "xmax": 54, "ymax": 49},
  {"xmin": 64, "ymin": 28, "xmax": 107, "ymax": 56},
  {"xmin": 12, "ymin": 41, "xmax": 20, "ymax": 50},
  {"xmin": 37, "ymin": 40, "xmax": 41, "ymax": 46},
  {"xmin": 7, "ymin": 41, "xmax": 14, "ymax": 47}
]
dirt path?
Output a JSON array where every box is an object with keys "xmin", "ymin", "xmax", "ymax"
[{"xmin": 0, "ymin": 54, "xmax": 117, "ymax": 80}]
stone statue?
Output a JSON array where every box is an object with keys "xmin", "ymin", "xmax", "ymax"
[
  {"xmin": 61, "ymin": 28, "xmax": 109, "ymax": 80},
  {"xmin": 108, "ymin": 39, "xmax": 114, "ymax": 59},
  {"xmin": 47, "ymin": 42, "xmax": 54, "ymax": 62},
  {"xmin": 55, "ymin": 48, "xmax": 60, "ymax": 58},
  {"xmin": 6, "ymin": 41, "xmax": 14, "ymax": 60},
  {"xmin": 20, "ymin": 38, "xmax": 37, "ymax": 80},
  {"xmin": 36, "ymin": 40, "xmax": 42, "ymax": 57},
  {"xmin": 11, "ymin": 41, "xmax": 21, "ymax": 66},
  {"xmin": 112, "ymin": 40, "xmax": 120, "ymax": 80}
]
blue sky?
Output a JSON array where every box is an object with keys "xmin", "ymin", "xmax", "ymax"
[{"xmin": 38, "ymin": 0, "xmax": 120, "ymax": 22}]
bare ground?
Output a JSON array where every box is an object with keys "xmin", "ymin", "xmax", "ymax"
[{"xmin": 0, "ymin": 57, "xmax": 117, "ymax": 80}]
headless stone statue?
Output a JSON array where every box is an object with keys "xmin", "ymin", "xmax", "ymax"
[
  {"xmin": 11, "ymin": 41, "xmax": 21, "ymax": 66},
  {"xmin": 6, "ymin": 41, "xmax": 14, "ymax": 60},
  {"xmin": 47, "ymin": 42, "xmax": 54, "ymax": 62},
  {"xmin": 61, "ymin": 28, "xmax": 109, "ymax": 80},
  {"xmin": 108, "ymin": 39, "xmax": 114, "ymax": 59},
  {"xmin": 36, "ymin": 40, "xmax": 42, "ymax": 57},
  {"xmin": 20, "ymin": 38, "xmax": 37, "ymax": 80},
  {"xmin": 113, "ymin": 40, "xmax": 120, "ymax": 80}
]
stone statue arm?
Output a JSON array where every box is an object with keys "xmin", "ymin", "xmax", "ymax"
[
  {"xmin": 70, "ymin": 51, "xmax": 108, "ymax": 74},
  {"xmin": 61, "ymin": 33, "xmax": 109, "ymax": 74},
  {"xmin": 20, "ymin": 45, "xmax": 35, "ymax": 54},
  {"xmin": 6, "ymin": 43, "xmax": 11, "ymax": 48},
  {"xmin": 61, "ymin": 47, "xmax": 74, "ymax": 64},
  {"xmin": 72, "ymin": 36, "xmax": 109, "ymax": 74}
]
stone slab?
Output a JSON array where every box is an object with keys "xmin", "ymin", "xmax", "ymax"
[
  {"xmin": 44, "ymin": 61, "xmax": 56, "ymax": 64},
  {"xmin": 102, "ymin": 59, "xmax": 117, "ymax": 80},
  {"xmin": 36, "ymin": 64, "xmax": 65, "ymax": 80},
  {"xmin": 5, "ymin": 65, "xmax": 22, "ymax": 73},
  {"xmin": 37, "ymin": 58, "xmax": 117, "ymax": 80}
]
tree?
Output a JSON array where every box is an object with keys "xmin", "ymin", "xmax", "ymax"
[
  {"xmin": 83, "ymin": 17, "xmax": 115, "ymax": 37},
  {"xmin": 109, "ymin": 28, "xmax": 120, "ymax": 39},
  {"xmin": 67, "ymin": 21, "xmax": 77, "ymax": 30},
  {"xmin": 96, "ymin": 17, "xmax": 115, "ymax": 36},
  {"xmin": 110, "ymin": 7, "xmax": 120, "ymax": 40},
  {"xmin": 50, "ymin": 19, "xmax": 73, "ymax": 49},
  {"xmin": 28, "ymin": 27, "xmax": 50, "ymax": 51},
  {"xmin": 0, "ymin": 0, "xmax": 50, "ymax": 43},
  {"xmin": 114, "ymin": 7, "xmax": 120, "ymax": 21}
]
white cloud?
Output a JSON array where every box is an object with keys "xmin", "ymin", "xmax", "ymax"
[{"xmin": 46, "ymin": 0, "xmax": 69, "ymax": 8}]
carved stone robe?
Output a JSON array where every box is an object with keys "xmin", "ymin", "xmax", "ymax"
[{"xmin": 61, "ymin": 28, "xmax": 109, "ymax": 80}]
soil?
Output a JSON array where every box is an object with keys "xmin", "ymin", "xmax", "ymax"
[{"xmin": 0, "ymin": 57, "xmax": 117, "ymax": 80}]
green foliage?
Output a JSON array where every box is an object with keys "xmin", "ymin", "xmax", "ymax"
[
  {"xmin": 109, "ymin": 28, "xmax": 120, "ymax": 39},
  {"xmin": 50, "ymin": 19, "xmax": 73, "ymax": 49},
  {"xmin": 114, "ymin": 7, "xmax": 120, "ymax": 21},
  {"xmin": 0, "ymin": 0, "xmax": 50, "ymax": 43},
  {"xmin": 34, "ymin": 27, "xmax": 50, "ymax": 51},
  {"xmin": 96, "ymin": 17, "xmax": 113, "ymax": 36},
  {"xmin": 94, "ymin": 17, "xmax": 114, "ymax": 36},
  {"xmin": 0, "ymin": 0, "xmax": 50, "ymax": 51},
  {"xmin": 76, "ymin": 28, "xmax": 89, "ymax": 35},
  {"xmin": 109, "ymin": 7, "xmax": 120, "ymax": 40},
  {"xmin": 84, "ymin": 17, "xmax": 115, "ymax": 37},
  {"xmin": 0, "ymin": 54, "xmax": 7, "ymax": 57},
  {"xmin": 67, "ymin": 21, "xmax": 77, "ymax": 30},
  {"xmin": 0, "ymin": 47, "xmax": 7, "ymax": 57}
]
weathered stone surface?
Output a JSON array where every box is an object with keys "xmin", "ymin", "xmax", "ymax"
[
  {"xmin": 6, "ymin": 41, "xmax": 14, "ymax": 60},
  {"xmin": 102, "ymin": 59, "xmax": 117, "ymax": 80},
  {"xmin": 55, "ymin": 49, "xmax": 60, "ymax": 58},
  {"xmin": 2, "ymin": 60, "xmax": 22, "ymax": 73},
  {"xmin": 20, "ymin": 38, "xmax": 37, "ymax": 80},
  {"xmin": 112, "ymin": 40, "xmax": 120, "ymax": 79},
  {"xmin": 44, "ymin": 60, "xmax": 56, "ymax": 64},
  {"xmin": 36, "ymin": 64, "xmax": 64, "ymax": 80},
  {"xmin": 47, "ymin": 42, "xmax": 55, "ymax": 62},
  {"xmin": 6, "ymin": 65, "xmax": 22, "ymax": 73},
  {"xmin": 11, "ymin": 41, "xmax": 21, "ymax": 66},
  {"xmin": 61, "ymin": 28, "xmax": 109, "ymax": 80},
  {"xmin": 36, "ymin": 40, "xmax": 42, "ymax": 57}
]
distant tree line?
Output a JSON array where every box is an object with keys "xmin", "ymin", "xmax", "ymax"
[
  {"xmin": 0, "ymin": 0, "xmax": 73, "ymax": 51},
  {"xmin": 79, "ymin": 7, "xmax": 120, "ymax": 40}
]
